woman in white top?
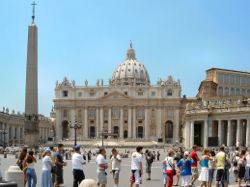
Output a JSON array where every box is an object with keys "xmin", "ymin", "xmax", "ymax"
[
  {"xmin": 41, "ymin": 148, "xmax": 53, "ymax": 187},
  {"xmin": 165, "ymin": 149, "xmax": 175, "ymax": 187},
  {"xmin": 244, "ymin": 148, "xmax": 250, "ymax": 186}
]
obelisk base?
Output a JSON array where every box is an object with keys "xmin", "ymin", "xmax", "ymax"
[{"xmin": 24, "ymin": 115, "xmax": 39, "ymax": 149}]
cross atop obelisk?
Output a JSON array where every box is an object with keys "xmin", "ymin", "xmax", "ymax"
[{"xmin": 24, "ymin": 1, "xmax": 39, "ymax": 148}]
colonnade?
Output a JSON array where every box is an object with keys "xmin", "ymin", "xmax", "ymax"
[{"xmin": 185, "ymin": 118, "xmax": 250, "ymax": 148}]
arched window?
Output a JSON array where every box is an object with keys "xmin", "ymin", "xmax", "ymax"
[
  {"xmin": 247, "ymin": 89, "xmax": 250, "ymax": 96},
  {"xmin": 218, "ymin": 87, "xmax": 223, "ymax": 96},
  {"xmin": 224, "ymin": 87, "xmax": 229, "ymax": 96},
  {"xmin": 230, "ymin": 88, "xmax": 235, "ymax": 96},
  {"xmin": 167, "ymin": 89, "xmax": 173, "ymax": 96},
  {"xmin": 236, "ymin": 88, "xmax": 240, "ymax": 96}
]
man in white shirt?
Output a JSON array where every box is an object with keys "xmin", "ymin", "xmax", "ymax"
[
  {"xmin": 72, "ymin": 145, "xmax": 86, "ymax": 187},
  {"xmin": 110, "ymin": 148, "xmax": 122, "ymax": 187},
  {"xmin": 130, "ymin": 146, "xmax": 143, "ymax": 187},
  {"xmin": 96, "ymin": 148, "xmax": 108, "ymax": 187}
]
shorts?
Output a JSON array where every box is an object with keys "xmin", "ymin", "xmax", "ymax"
[
  {"xmin": 55, "ymin": 166, "xmax": 63, "ymax": 185},
  {"xmin": 112, "ymin": 170, "xmax": 120, "ymax": 180},
  {"xmin": 97, "ymin": 170, "xmax": 107, "ymax": 185},
  {"xmin": 216, "ymin": 169, "xmax": 224, "ymax": 182},
  {"xmin": 191, "ymin": 167, "xmax": 199, "ymax": 179},
  {"xmin": 182, "ymin": 175, "xmax": 191, "ymax": 186},
  {"xmin": 163, "ymin": 172, "xmax": 168, "ymax": 184}
]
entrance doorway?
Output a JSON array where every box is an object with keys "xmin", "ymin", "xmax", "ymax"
[
  {"xmin": 137, "ymin": 126, "xmax": 144, "ymax": 138},
  {"xmin": 113, "ymin": 126, "xmax": 119, "ymax": 138},
  {"xmin": 62, "ymin": 120, "xmax": 69, "ymax": 139},
  {"xmin": 194, "ymin": 123, "xmax": 202, "ymax": 146},
  {"xmin": 164, "ymin": 121, "xmax": 173, "ymax": 143},
  {"xmin": 89, "ymin": 126, "xmax": 96, "ymax": 138},
  {"xmin": 124, "ymin": 130, "xmax": 128, "ymax": 139}
]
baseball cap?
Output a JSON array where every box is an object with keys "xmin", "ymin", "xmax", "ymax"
[
  {"xmin": 184, "ymin": 151, "xmax": 189, "ymax": 156},
  {"xmin": 74, "ymin": 145, "xmax": 81, "ymax": 151}
]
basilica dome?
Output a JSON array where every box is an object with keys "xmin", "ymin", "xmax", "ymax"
[{"xmin": 111, "ymin": 43, "xmax": 150, "ymax": 86}]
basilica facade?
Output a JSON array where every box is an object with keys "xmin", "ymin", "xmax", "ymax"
[
  {"xmin": 53, "ymin": 45, "xmax": 250, "ymax": 147},
  {"xmin": 54, "ymin": 45, "xmax": 184, "ymax": 143}
]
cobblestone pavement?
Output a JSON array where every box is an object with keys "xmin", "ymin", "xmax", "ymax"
[{"xmin": 0, "ymin": 149, "xmax": 240, "ymax": 187}]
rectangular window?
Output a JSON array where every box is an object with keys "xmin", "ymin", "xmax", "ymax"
[
  {"xmin": 151, "ymin": 91, "xmax": 156, "ymax": 96},
  {"xmin": 138, "ymin": 92, "xmax": 143, "ymax": 96},
  {"xmin": 63, "ymin": 90, "xmax": 68, "ymax": 97}
]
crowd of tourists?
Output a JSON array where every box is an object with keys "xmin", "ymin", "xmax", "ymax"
[
  {"xmin": 14, "ymin": 143, "xmax": 250, "ymax": 187},
  {"xmin": 160, "ymin": 145, "xmax": 250, "ymax": 187}
]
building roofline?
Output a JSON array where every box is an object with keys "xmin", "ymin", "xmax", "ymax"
[{"xmin": 206, "ymin": 68, "xmax": 250, "ymax": 75}]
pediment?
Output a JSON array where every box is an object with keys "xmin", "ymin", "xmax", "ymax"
[{"xmin": 100, "ymin": 91, "xmax": 131, "ymax": 100}]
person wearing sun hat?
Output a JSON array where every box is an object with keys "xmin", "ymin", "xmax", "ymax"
[
  {"xmin": 41, "ymin": 148, "xmax": 53, "ymax": 187},
  {"xmin": 72, "ymin": 145, "xmax": 86, "ymax": 187}
]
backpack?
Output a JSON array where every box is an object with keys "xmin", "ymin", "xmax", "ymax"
[{"xmin": 17, "ymin": 160, "xmax": 23, "ymax": 170}]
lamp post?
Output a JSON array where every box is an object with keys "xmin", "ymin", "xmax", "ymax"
[
  {"xmin": 69, "ymin": 117, "xmax": 82, "ymax": 146},
  {"xmin": 0, "ymin": 128, "xmax": 8, "ymax": 149}
]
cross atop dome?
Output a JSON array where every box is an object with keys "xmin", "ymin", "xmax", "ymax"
[
  {"xmin": 130, "ymin": 40, "xmax": 133, "ymax": 48},
  {"xmin": 126, "ymin": 41, "xmax": 136, "ymax": 60}
]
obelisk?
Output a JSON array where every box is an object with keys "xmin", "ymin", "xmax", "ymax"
[{"xmin": 24, "ymin": 1, "xmax": 39, "ymax": 148}]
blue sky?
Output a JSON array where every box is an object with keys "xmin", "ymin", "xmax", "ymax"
[{"xmin": 1, "ymin": 0, "xmax": 250, "ymax": 116}]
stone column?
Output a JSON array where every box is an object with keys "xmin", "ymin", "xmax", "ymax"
[
  {"xmin": 128, "ymin": 107, "xmax": 132, "ymax": 138},
  {"xmin": 100, "ymin": 107, "xmax": 104, "ymax": 137},
  {"xmin": 84, "ymin": 108, "xmax": 88, "ymax": 138},
  {"xmin": 119, "ymin": 108, "xmax": 123, "ymax": 138},
  {"xmin": 246, "ymin": 119, "xmax": 250, "ymax": 147},
  {"xmin": 55, "ymin": 109, "xmax": 62, "ymax": 141},
  {"xmin": 204, "ymin": 119, "xmax": 208, "ymax": 147},
  {"xmin": 227, "ymin": 120, "xmax": 232, "ymax": 146},
  {"xmin": 174, "ymin": 109, "xmax": 179, "ymax": 143},
  {"xmin": 236, "ymin": 119, "xmax": 241, "ymax": 145},
  {"xmin": 184, "ymin": 121, "xmax": 190, "ymax": 148},
  {"xmin": 70, "ymin": 109, "xmax": 75, "ymax": 140},
  {"xmin": 96, "ymin": 108, "xmax": 99, "ymax": 138},
  {"xmin": 108, "ymin": 108, "xmax": 112, "ymax": 133},
  {"xmin": 133, "ymin": 107, "xmax": 136, "ymax": 139},
  {"xmin": 218, "ymin": 120, "xmax": 222, "ymax": 146},
  {"xmin": 157, "ymin": 108, "xmax": 162, "ymax": 138},
  {"xmin": 208, "ymin": 120, "xmax": 213, "ymax": 137},
  {"xmin": 18, "ymin": 127, "xmax": 21, "ymax": 144},
  {"xmin": 144, "ymin": 107, "xmax": 149, "ymax": 140},
  {"xmin": 190, "ymin": 121, "xmax": 194, "ymax": 148}
]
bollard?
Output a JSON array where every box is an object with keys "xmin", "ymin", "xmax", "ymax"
[
  {"xmin": 15, "ymin": 153, "xmax": 18, "ymax": 159},
  {"xmin": 79, "ymin": 179, "xmax": 98, "ymax": 187},
  {"xmin": 5, "ymin": 166, "xmax": 24, "ymax": 187},
  {"xmin": 4, "ymin": 152, "xmax": 7, "ymax": 158}
]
